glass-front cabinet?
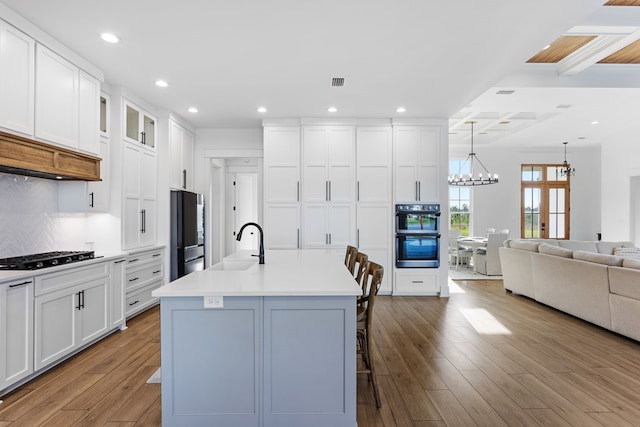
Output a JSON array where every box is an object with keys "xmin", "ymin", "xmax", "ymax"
[{"xmin": 124, "ymin": 100, "xmax": 155, "ymax": 148}]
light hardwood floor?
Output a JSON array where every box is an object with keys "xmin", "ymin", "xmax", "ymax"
[{"xmin": 2, "ymin": 279, "xmax": 640, "ymax": 426}]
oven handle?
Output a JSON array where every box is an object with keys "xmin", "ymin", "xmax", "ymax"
[
  {"xmin": 396, "ymin": 232, "xmax": 441, "ymax": 238},
  {"xmin": 395, "ymin": 211, "xmax": 441, "ymax": 216}
]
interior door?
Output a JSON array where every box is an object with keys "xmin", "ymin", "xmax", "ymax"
[
  {"xmin": 232, "ymin": 173, "xmax": 259, "ymax": 252},
  {"xmin": 521, "ymin": 165, "xmax": 570, "ymax": 239}
]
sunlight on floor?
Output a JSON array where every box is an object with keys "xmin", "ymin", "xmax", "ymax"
[
  {"xmin": 447, "ymin": 278, "xmax": 466, "ymax": 294},
  {"xmin": 459, "ymin": 308, "xmax": 512, "ymax": 335}
]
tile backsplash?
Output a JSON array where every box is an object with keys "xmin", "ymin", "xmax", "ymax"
[{"xmin": 0, "ymin": 173, "xmax": 89, "ymax": 257}]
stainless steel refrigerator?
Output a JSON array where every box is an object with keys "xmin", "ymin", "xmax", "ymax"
[{"xmin": 170, "ymin": 190, "xmax": 205, "ymax": 281}]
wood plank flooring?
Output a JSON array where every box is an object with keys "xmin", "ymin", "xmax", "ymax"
[{"xmin": 3, "ymin": 279, "xmax": 640, "ymax": 426}]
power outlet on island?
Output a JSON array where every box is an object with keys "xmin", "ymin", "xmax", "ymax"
[{"xmin": 204, "ymin": 296, "xmax": 224, "ymax": 308}]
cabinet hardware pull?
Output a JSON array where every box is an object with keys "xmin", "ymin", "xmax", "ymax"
[
  {"xmin": 140, "ymin": 210, "xmax": 144, "ymax": 233},
  {"xmin": 297, "ymin": 181, "xmax": 300, "ymax": 202},
  {"xmin": 357, "ymin": 181, "xmax": 359, "ymax": 201},
  {"xmin": 182, "ymin": 169, "xmax": 187, "ymax": 189},
  {"xmin": 80, "ymin": 290, "xmax": 85, "ymax": 309},
  {"xmin": 329, "ymin": 181, "xmax": 331, "ymax": 201},
  {"xmin": 129, "ymin": 277, "xmax": 139, "ymax": 282},
  {"xmin": 415, "ymin": 181, "xmax": 419, "ymax": 201},
  {"xmin": 418, "ymin": 181, "xmax": 421, "ymax": 201},
  {"xmin": 411, "ymin": 280, "xmax": 424, "ymax": 283},
  {"xmin": 357, "ymin": 229, "xmax": 360, "ymax": 247},
  {"xmin": 89, "ymin": 192, "xmax": 94, "ymax": 208},
  {"xmin": 297, "ymin": 228, "xmax": 300, "ymax": 249},
  {"xmin": 114, "ymin": 260, "xmax": 126, "ymax": 264},
  {"xmin": 129, "ymin": 300, "xmax": 139, "ymax": 306},
  {"xmin": 152, "ymin": 270, "xmax": 161, "ymax": 274},
  {"xmin": 128, "ymin": 258, "xmax": 140, "ymax": 263},
  {"xmin": 329, "ymin": 233, "xmax": 332, "ymax": 245},
  {"xmin": 326, "ymin": 181, "xmax": 329, "ymax": 201},
  {"xmin": 141, "ymin": 131, "xmax": 146, "ymax": 145},
  {"xmin": 76, "ymin": 292, "xmax": 82, "ymax": 310},
  {"xmin": 9, "ymin": 281, "xmax": 32, "ymax": 288},
  {"xmin": 152, "ymin": 253, "xmax": 161, "ymax": 257}
]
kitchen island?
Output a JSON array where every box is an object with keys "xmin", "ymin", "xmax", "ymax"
[{"xmin": 152, "ymin": 250, "xmax": 361, "ymax": 427}]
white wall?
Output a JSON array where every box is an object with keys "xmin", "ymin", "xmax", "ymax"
[
  {"xmin": 601, "ymin": 125, "xmax": 640, "ymax": 243},
  {"xmin": 452, "ymin": 144, "xmax": 601, "ymax": 241}
]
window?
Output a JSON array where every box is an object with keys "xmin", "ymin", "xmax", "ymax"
[
  {"xmin": 450, "ymin": 160, "xmax": 470, "ymax": 236},
  {"xmin": 521, "ymin": 164, "xmax": 570, "ymax": 239}
]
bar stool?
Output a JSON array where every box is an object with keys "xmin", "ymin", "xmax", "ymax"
[
  {"xmin": 353, "ymin": 251, "xmax": 368, "ymax": 289},
  {"xmin": 357, "ymin": 261, "xmax": 383, "ymax": 408},
  {"xmin": 344, "ymin": 245, "xmax": 358, "ymax": 275}
]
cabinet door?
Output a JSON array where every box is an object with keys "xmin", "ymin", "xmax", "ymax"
[
  {"xmin": 264, "ymin": 204, "xmax": 300, "ymax": 249},
  {"xmin": 123, "ymin": 143, "xmax": 141, "ymax": 198},
  {"xmin": 78, "ymin": 71, "xmax": 100, "ymax": 155},
  {"xmin": 302, "ymin": 204, "xmax": 328, "ymax": 248},
  {"xmin": 394, "ymin": 127, "xmax": 419, "ymax": 202},
  {"xmin": 264, "ymin": 127, "xmax": 300, "ymax": 203},
  {"xmin": 0, "ymin": 279, "xmax": 34, "ymax": 390},
  {"xmin": 182, "ymin": 128, "xmax": 195, "ymax": 191},
  {"xmin": 169, "ymin": 120, "xmax": 183, "ymax": 189},
  {"xmin": 327, "ymin": 204, "xmax": 355, "ymax": 248},
  {"xmin": 356, "ymin": 127, "xmax": 392, "ymax": 203},
  {"xmin": 34, "ymin": 289, "xmax": 77, "ymax": 370},
  {"xmin": 35, "ymin": 45, "xmax": 78, "ymax": 148},
  {"xmin": 110, "ymin": 259, "xmax": 126, "ymax": 329},
  {"xmin": 123, "ymin": 197, "xmax": 141, "ymax": 250},
  {"xmin": 77, "ymin": 277, "xmax": 109, "ymax": 346},
  {"xmin": 140, "ymin": 198, "xmax": 157, "ymax": 247},
  {"xmin": 140, "ymin": 149, "xmax": 157, "ymax": 199},
  {"xmin": 87, "ymin": 138, "xmax": 110, "ymax": 211},
  {"xmin": 417, "ymin": 127, "xmax": 439, "ymax": 202},
  {"xmin": 124, "ymin": 102, "xmax": 141, "ymax": 144},
  {"xmin": 327, "ymin": 127, "xmax": 355, "ymax": 203},
  {"xmin": 0, "ymin": 22, "xmax": 34, "ymax": 136},
  {"xmin": 302, "ymin": 127, "xmax": 329, "ymax": 202}
]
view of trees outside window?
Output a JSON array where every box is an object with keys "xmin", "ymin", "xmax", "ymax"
[{"xmin": 450, "ymin": 160, "xmax": 470, "ymax": 236}]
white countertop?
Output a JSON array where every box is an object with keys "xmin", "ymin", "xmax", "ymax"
[
  {"xmin": 0, "ymin": 251, "xmax": 128, "ymax": 283},
  {"xmin": 153, "ymin": 250, "xmax": 362, "ymax": 297}
]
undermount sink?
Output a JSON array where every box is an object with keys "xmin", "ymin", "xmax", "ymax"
[{"xmin": 209, "ymin": 260, "xmax": 257, "ymax": 271}]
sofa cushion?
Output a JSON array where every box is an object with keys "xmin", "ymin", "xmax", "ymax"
[
  {"xmin": 557, "ymin": 240, "xmax": 598, "ymax": 252},
  {"xmin": 609, "ymin": 267, "xmax": 640, "ymax": 300},
  {"xmin": 538, "ymin": 243, "xmax": 573, "ymax": 258},
  {"xmin": 573, "ymin": 251, "xmax": 624, "ymax": 267},
  {"xmin": 623, "ymin": 258, "xmax": 640, "ymax": 270},
  {"xmin": 509, "ymin": 240, "xmax": 540, "ymax": 252},
  {"xmin": 598, "ymin": 241, "xmax": 635, "ymax": 255},
  {"xmin": 613, "ymin": 247, "xmax": 640, "ymax": 258}
]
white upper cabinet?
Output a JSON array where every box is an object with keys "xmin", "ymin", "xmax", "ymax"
[
  {"xmin": 0, "ymin": 21, "xmax": 34, "ymax": 136},
  {"xmin": 394, "ymin": 126, "xmax": 440, "ymax": 203},
  {"xmin": 302, "ymin": 126, "xmax": 355, "ymax": 203},
  {"xmin": 264, "ymin": 127, "xmax": 300, "ymax": 203},
  {"xmin": 34, "ymin": 44, "xmax": 100, "ymax": 156},
  {"xmin": 356, "ymin": 127, "xmax": 392, "ymax": 203},
  {"xmin": 124, "ymin": 99, "xmax": 156, "ymax": 149},
  {"xmin": 35, "ymin": 45, "xmax": 78, "ymax": 149},
  {"xmin": 169, "ymin": 119, "xmax": 195, "ymax": 191}
]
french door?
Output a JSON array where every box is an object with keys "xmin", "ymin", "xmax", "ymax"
[{"xmin": 521, "ymin": 165, "xmax": 570, "ymax": 239}]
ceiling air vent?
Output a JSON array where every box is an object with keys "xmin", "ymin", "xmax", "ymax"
[
  {"xmin": 556, "ymin": 104, "xmax": 573, "ymax": 109},
  {"xmin": 331, "ymin": 77, "xmax": 345, "ymax": 87},
  {"xmin": 496, "ymin": 90, "xmax": 515, "ymax": 95}
]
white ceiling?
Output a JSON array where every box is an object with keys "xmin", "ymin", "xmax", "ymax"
[{"xmin": 2, "ymin": 0, "xmax": 636, "ymax": 150}]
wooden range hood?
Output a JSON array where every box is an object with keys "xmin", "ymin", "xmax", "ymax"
[{"xmin": 0, "ymin": 130, "xmax": 101, "ymax": 181}]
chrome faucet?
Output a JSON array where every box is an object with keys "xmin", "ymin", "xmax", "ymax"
[{"xmin": 236, "ymin": 222, "xmax": 265, "ymax": 264}]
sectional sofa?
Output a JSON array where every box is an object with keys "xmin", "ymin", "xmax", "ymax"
[{"xmin": 499, "ymin": 239, "xmax": 640, "ymax": 341}]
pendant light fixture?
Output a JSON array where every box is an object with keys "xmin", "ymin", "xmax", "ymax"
[
  {"xmin": 560, "ymin": 141, "xmax": 575, "ymax": 177},
  {"xmin": 448, "ymin": 121, "xmax": 499, "ymax": 186}
]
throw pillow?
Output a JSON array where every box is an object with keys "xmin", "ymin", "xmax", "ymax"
[{"xmin": 613, "ymin": 247, "xmax": 640, "ymax": 258}]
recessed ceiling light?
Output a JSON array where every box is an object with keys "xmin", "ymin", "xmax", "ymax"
[
  {"xmin": 100, "ymin": 33, "xmax": 119, "ymax": 43},
  {"xmin": 496, "ymin": 90, "xmax": 515, "ymax": 95},
  {"xmin": 591, "ymin": 121, "xmax": 599, "ymax": 125},
  {"xmin": 257, "ymin": 107, "xmax": 267, "ymax": 113},
  {"xmin": 188, "ymin": 107, "xmax": 198, "ymax": 113},
  {"xmin": 396, "ymin": 107, "xmax": 406, "ymax": 113},
  {"xmin": 328, "ymin": 106, "xmax": 337, "ymax": 113},
  {"xmin": 155, "ymin": 80, "xmax": 168, "ymax": 87}
]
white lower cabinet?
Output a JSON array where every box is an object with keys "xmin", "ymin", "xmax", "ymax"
[
  {"xmin": 125, "ymin": 247, "xmax": 164, "ymax": 318},
  {"xmin": 0, "ymin": 278, "xmax": 34, "ymax": 391},
  {"xmin": 34, "ymin": 263, "xmax": 110, "ymax": 371},
  {"xmin": 394, "ymin": 270, "xmax": 439, "ymax": 296},
  {"xmin": 109, "ymin": 258, "xmax": 127, "ymax": 329},
  {"xmin": 356, "ymin": 204, "xmax": 392, "ymax": 294}
]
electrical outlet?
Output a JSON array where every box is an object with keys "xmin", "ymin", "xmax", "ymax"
[{"xmin": 204, "ymin": 296, "xmax": 224, "ymax": 308}]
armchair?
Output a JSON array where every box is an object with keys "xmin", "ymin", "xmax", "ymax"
[{"xmin": 476, "ymin": 233, "xmax": 508, "ymax": 275}]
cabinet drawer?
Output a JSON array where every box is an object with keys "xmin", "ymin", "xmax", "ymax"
[
  {"xmin": 394, "ymin": 272, "xmax": 439, "ymax": 295},
  {"xmin": 126, "ymin": 280, "xmax": 160, "ymax": 316},
  {"xmin": 125, "ymin": 262, "xmax": 163, "ymax": 291},
  {"xmin": 35, "ymin": 262, "xmax": 109, "ymax": 296},
  {"xmin": 126, "ymin": 250, "xmax": 163, "ymax": 267}
]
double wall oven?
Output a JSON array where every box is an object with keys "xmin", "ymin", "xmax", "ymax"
[{"xmin": 395, "ymin": 203, "xmax": 441, "ymax": 268}]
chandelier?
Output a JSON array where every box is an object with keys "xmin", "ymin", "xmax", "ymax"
[
  {"xmin": 560, "ymin": 141, "xmax": 575, "ymax": 177},
  {"xmin": 448, "ymin": 121, "xmax": 499, "ymax": 186}
]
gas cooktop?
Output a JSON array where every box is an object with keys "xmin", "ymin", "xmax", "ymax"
[{"xmin": 0, "ymin": 251, "xmax": 95, "ymax": 270}]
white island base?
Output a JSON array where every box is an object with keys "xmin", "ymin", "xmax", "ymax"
[{"xmin": 153, "ymin": 250, "xmax": 361, "ymax": 427}]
